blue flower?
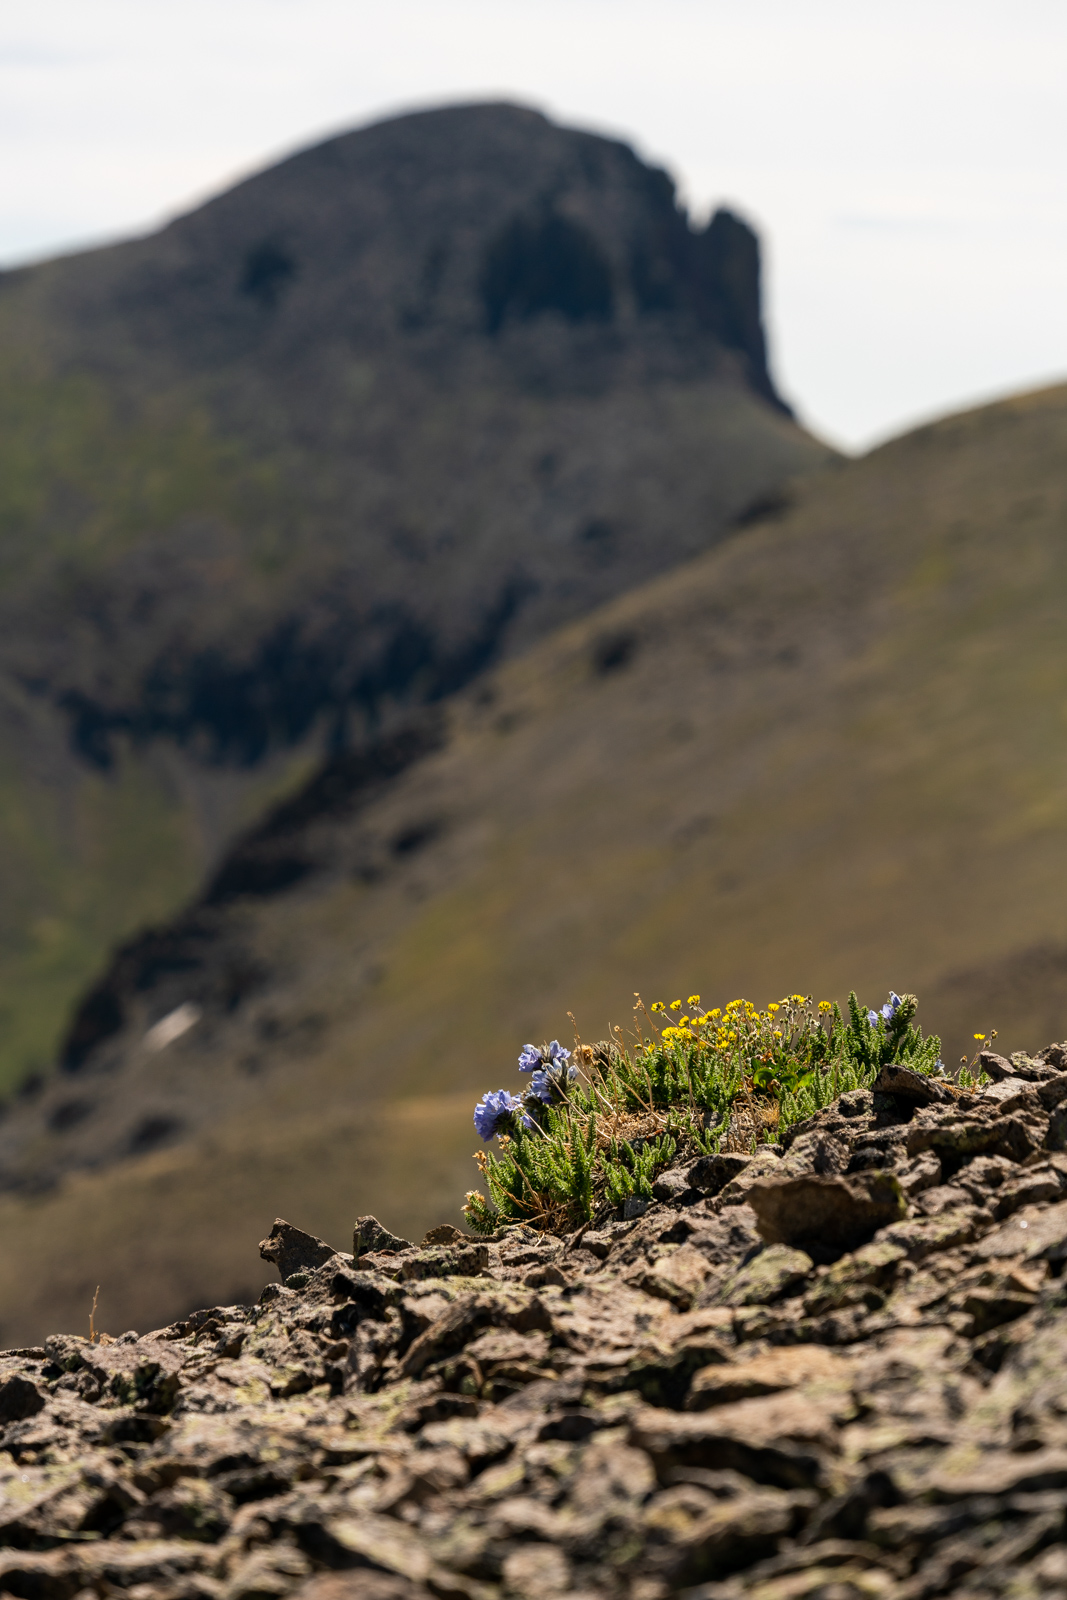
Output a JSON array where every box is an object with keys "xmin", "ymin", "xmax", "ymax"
[
  {"xmin": 546, "ymin": 1040, "xmax": 571, "ymax": 1066},
  {"xmin": 528, "ymin": 1058, "xmax": 578, "ymax": 1106},
  {"xmin": 529, "ymin": 1070, "xmax": 553, "ymax": 1103},
  {"xmin": 518, "ymin": 1044, "xmax": 542, "ymax": 1073},
  {"xmin": 474, "ymin": 1089, "xmax": 523, "ymax": 1141},
  {"xmin": 869, "ymin": 992, "xmax": 903, "ymax": 1027}
]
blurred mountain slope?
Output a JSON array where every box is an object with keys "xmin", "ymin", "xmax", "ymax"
[
  {"xmin": 2, "ymin": 380, "xmax": 1065, "ymax": 1345},
  {"xmin": 0, "ymin": 102, "xmax": 826, "ymax": 1093}
]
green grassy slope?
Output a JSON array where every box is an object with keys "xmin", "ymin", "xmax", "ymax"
[
  {"xmin": 2, "ymin": 381, "xmax": 1065, "ymax": 1345},
  {"xmin": 0, "ymin": 362, "xmax": 817, "ymax": 1098},
  {"xmin": 0, "ymin": 105, "xmax": 828, "ymax": 1095},
  {"xmin": 0, "ymin": 362, "xmax": 310, "ymax": 1089}
]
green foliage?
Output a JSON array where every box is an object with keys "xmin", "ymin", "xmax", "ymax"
[
  {"xmin": 467, "ymin": 1102, "xmax": 600, "ymax": 1232},
  {"xmin": 465, "ymin": 988, "xmax": 948, "ymax": 1235},
  {"xmin": 603, "ymin": 1133, "xmax": 678, "ymax": 1206}
]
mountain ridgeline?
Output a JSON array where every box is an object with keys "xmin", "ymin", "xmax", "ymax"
[
  {"xmin": 2, "ymin": 103, "xmax": 795, "ymax": 770},
  {"xmin": 0, "ymin": 103, "xmax": 826, "ymax": 1094}
]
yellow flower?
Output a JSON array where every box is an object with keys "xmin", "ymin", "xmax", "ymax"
[
  {"xmin": 791, "ymin": 994, "xmax": 807, "ymax": 1005},
  {"xmin": 670, "ymin": 999, "xmax": 682, "ymax": 1011},
  {"xmin": 768, "ymin": 1003, "xmax": 780, "ymax": 1013},
  {"xmin": 819, "ymin": 1001, "xmax": 832, "ymax": 1013},
  {"xmin": 688, "ymin": 995, "xmax": 700, "ymax": 1006},
  {"xmin": 680, "ymin": 1016, "xmax": 690, "ymax": 1027},
  {"xmin": 974, "ymin": 1033, "xmax": 986, "ymax": 1041},
  {"xmin": 709, "ymin": 1008, "xmax": 722, "ymax": 1020},
  {"xmin": 650, "ymin": 1001, "xmax": 664, "ymax": 1013}
]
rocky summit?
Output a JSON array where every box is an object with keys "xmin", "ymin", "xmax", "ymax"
[
  {"xmin": 6, "ymin": 1049, "xmax": 1067, "ymax": 1596},
  {"xmin": 0, "ymin": 100, "xmax": 825, "ymax": 1099}
]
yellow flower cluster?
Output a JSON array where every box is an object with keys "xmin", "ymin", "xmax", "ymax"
[{"xmin": 645, "ymin": 990, "xmax": 836, "ymax": 1064}]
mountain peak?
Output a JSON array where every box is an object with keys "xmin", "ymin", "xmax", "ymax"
[{"xmin": 36, "ymin": 100, "xmax": 783, "ymax": 408}]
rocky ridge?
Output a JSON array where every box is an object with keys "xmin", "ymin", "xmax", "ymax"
[{"xmin": 5, "ymin": 1048, "xmax": 1067, "ymax": 1598}]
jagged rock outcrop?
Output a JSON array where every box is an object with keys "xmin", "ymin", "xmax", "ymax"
[
  {"xmin": 2, "ymin": 101, "xmax": 811, "ymax": 771},
  {"xmin": 6, "ymin": 1051, "xmax": 1067, "ymax": 1595}
]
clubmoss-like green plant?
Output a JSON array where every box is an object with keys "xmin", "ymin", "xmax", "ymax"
[{"xmin": 465, "ymin": 988, "xmax": 966, "ymax": 1235}]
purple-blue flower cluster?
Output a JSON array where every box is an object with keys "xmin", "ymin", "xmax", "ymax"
[
  {"xmin": 868, "ymin": 992, "xmax": 903, "ymax": 1028},
  {"xmin": 473, "ymin": 1039, "xmax": 577, "ymax": 1140},
  {"xmin": 519, "ymin": 1040, "xmax": 572, "ymax": 1074},
  {"xmin": 473, "ymin": 1089, "xmax": 524, "ymax": 1141},
  {"xmin": 522, "ymin": 1040, "xmax": 577, "ymax": 1104}
]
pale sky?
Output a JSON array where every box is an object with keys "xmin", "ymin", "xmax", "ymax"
[{"xmin": 1, "ymin": 0, "xmax": 1065, "ymax": 451}]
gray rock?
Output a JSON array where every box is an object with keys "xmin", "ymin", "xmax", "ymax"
[
  {"xmin": 1046, "ymin": 1102, "xmax": 1067, "ymax": 1150},
  {"xmin": 779, "ymin": 1131, "xmax": 849, "ymax": 1177},
  {"xmin": 353, "ymin": 1214, "xmax": 414, "ymax": 1257},
  {"xmin": 980, "ymin": 1077, "xmax": 1044, "ymax": 1116},
  {"xmin": 746, "ymin": 1170, "xmax": 906, "ymax": 1256},
  {"xmin": 898, "ymin": 1150, "xmax": 943, "ymax": 1196},
  {"xmin": 1037, "ymin": 1074, "xmax": 1067, "ymax": 1110},
  {"xmin": 717, "ymin": 1148, "xmax": 785, "ymax": 1206},
  {"xmin": 687, "ymin": 1152, "xmax": 756, "ymax": 1195},
  {"xmin": 973, "ymin": 1198, "xmax": 1067, "ymax": 1263},
  {"xmin": 0, "ymin": 1373, "xmax": 44, "ymax": 1423},
  {"xmin": 914, "ymin": 1183, "xmax": 980, "ymax": 1217},
  {"xmin": 259, "ymin": 1216, "xmax": 339, "ymax": 1279},
  {"xmin": 652, "ymin": 1167, "xmax": 698, "ymax": 1202},
  {"xmin": 397, "ymin": 1243, "xmax": 489, "ymax": 1280},
  {"xmin": 979, "ymin": 1049, "xmax": 1017, "ymax": 1081},
  {"xmin": 717, "ymin": 1245, "xmax": 814, "ymax": 1307},
  {"xmin": 872, "ymin": 1063, "xmax": 950, "ymax": 1103}
]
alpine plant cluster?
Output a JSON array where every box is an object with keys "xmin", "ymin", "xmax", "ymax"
[{"xmin": 464, "ymin": 990, "xmax": 986, "ymax": 1236}]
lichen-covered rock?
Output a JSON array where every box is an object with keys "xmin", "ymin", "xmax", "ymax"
[
  {"xmin": 8, "ymin": 1055, "xmax": 1067, "ymax": 1595},
  {"xmin": 716, "ymin": 1246, "xmax": 814, "ymax": 1308}
]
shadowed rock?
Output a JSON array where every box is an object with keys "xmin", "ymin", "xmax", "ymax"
[
  {"xmin": 872, "ymin": 1063, "xmax": 951, "ymax": 1104},
  {"xmin": 746, "ymin": 1171, "xmax": 907, "ymax": 1257},
  {"xmin": 0, "ymin": 1373, "xmax": 44, "ymax": 1423}
]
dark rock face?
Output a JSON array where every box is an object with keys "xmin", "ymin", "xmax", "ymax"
[
  {"xmin": 4, "ymin": 103, "xmax": 813, "ymax": 782},
  {"xmin": 8, "ymin": 1055, "xmax": 1067, "ymax": 1595},
  {"xmin": 480, "ymin": 208, "xmax": 615, "ymax": 332}
]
